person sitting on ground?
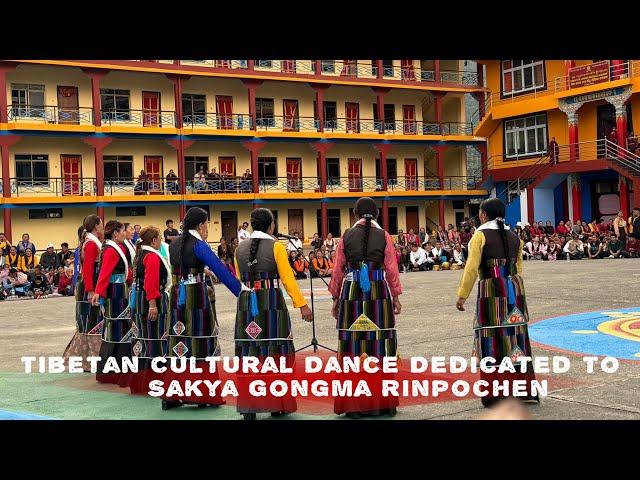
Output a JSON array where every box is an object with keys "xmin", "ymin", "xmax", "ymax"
[
  {"xmin": 286, "ymin": 231, "xmax": 303, "ymax": 252},
  {"xmin": 0, "ymin": 264, "xmax": 10, "ymax": 297},
  {"xmin": 547, "ymin": 239, "xmax": 559, "ymax": 261},
  {"xmin": 17, "ymin": 233, "xmax": 36, "ymax": 256},
  {"xmin": 452, "ymin": 243, "xmax": 466, "ymax": 266},
  {"xmin": 409, "ymin": 244, "xmax": 431, "ymax": 271},
  {"xmin": 312, "ymin": 250, "xmax": 331, "ymax": 278},
  {"xmin": 430, "ymin": 241, "xmax": 449, "ymax": 267},
  {"xmin": 0, "ymin": 232, "xmax": 11, "ymax": 256},
  {"xmin": 539, "ymin": 237, "xmax": 549, "ymax": 260},
  {"xmin": 29, "ymin": 266, "xmax": 52, "ymax": 297},
  {"xmin": 396, "ymin": 229, "xmax": 407, "ymax": 248},
  {"xmin": 5, "ymin": 245, "xmax": 20, "ymax": 269},
  {"xmin": 459, "ymin": 223, "xmax": 472, "ymax": 247},
  {"xmin": 292, "ymin": 251, "xmax": 309, "ymax": 279},
  {"xmin": 400, "ymin": 247, "xmax": 411, "ymax": 273},
  {"xmin": 2, "ymin": 267, "xmax": 30, "ymax": 297},
  {"xmin": 323, "ymin": 232, "xmax": 336, "ymax": 253},
  {"xmin": 418, "ymin": 227, "xmax": 428, "ymax": 246},
  {"xmin": 406, "ymin": 228, "xmax": 419, "ymax": 248},
  {"xmin": 608, "ymin": 233, "xmax": 630, "ymax": 258},
  {"xmin": 40, "ymin": 243, "xmax": 59, "ymax": 284},
  {"xmin": 563, "ymin": 235, "xmax": 585, "ymax": 260},
  {"xmin": 527, "ymin": 235, "xmax": 543, "ymax": 260},
  {"xmin": 56, "ymin": 242, "xmax": 73, "ymax": 268},
  {"xmin": 544, "ymin": 220, "xmax": 555, "ymax": 236},
  {"xmin": 448, "ymin": 226, "xmax": 461, "ymax": 245},
  {"xmin": 19, "ymin": 247, "xmax": 39, "ymax": 275},
  {"xmin": 586, "ymin": 236, "xmax": 602, "ymax": 260},
  {"xmin": 556, "ymin": 220, "xmax": 570, "ymax": 236},
  {"xmin": 310, "ymin": 233, "xmax": 322, "ymax": 250}
]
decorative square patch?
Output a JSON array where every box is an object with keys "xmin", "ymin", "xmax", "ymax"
[
  {"xmin": 245, "ymin": 321, "xmax": 262, "ymax": 339},
  {"xmin": 173, "ymin": 341, "xmax": 188, "ymax": 357},
  {"xmin": 132, "ymin": 341, "xmax": 142, "ymax": 357},
  {"xmin": 173, "ymin": 321, "xmax": 185, "ymax": 335},
  {"xmin": 504, "ymin": 307, "xmax": 525, "ymax": 326}
]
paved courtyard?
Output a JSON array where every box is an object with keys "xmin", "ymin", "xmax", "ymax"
[{"xmin": 1, "ymin": 258, "xmax": 639, "ymax": 420}]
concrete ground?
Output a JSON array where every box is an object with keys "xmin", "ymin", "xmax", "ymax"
[{"xmin": 1, "ymin": 258, "xmax": 639, "ymax": 420}]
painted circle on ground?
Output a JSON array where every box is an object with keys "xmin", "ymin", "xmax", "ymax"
[{"xmin": 529, "ymin": 307, "xmax": 640, "ymax": 361}]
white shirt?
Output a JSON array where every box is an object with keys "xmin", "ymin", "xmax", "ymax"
[
  {"xmin": 238, "ymin": 228, "xmax": 250, "ymax": 242},
  {"xmin": 410, "ymin": 247, "xmax": 428, "ymax": 265},
  {"xmin": 286, "ymin": 238, "xmax": 303, "ymax": 252},
  {"xmin": 432, "ymin": 247, "xmax": 445, "ymax": 258},
  {"xmin": 453, "ymin": 249, "xmax": 465, "ymax": 264}
]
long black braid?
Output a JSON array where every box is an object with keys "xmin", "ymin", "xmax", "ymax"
[
  {"xmin": 248, "ymin": 208, "xmax": 274, "ymax": 282},
  {"xmin": 354, "ymin": 197, "xmax": 379, "ymax": 265},
  {"xmin": 100, "ymin": 220, "xmax": 124, "ymax": 267},
  {"xmin": 479, "ymin": 198, "xmax": 510, "ymax": 259},
  {"xmin": 178, "ymin": 207, "xmax": 209, "ymax": 278}
]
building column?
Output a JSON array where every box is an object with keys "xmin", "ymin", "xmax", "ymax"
[
  {"xmin": 0, "ymin": 135, "xmax": 22, "ymax": 242},
  {"xmin": 0, "ymin": 62, "xmax": 17, "ymax": 124},
  {"xmin": 433, "ymin": 92, "xmax": 446, "ymax": 133},
  {"xmin": 376, "ymin": 60, "xmax": 383, "ymax": 80},
  {"xmin": 438, "ymin": 200, "xmax": 446, "ymax": 228},
  {"xmin": 433, "ymin": 145, "xmax": 447, "ymax": 189},
  {"xmin": 166, "ymin": 139, "xmax": 195, "ymax": 220},
  {"xmin": 242, "ymin": 141, "xmax": 267, "ymax": 194},
  {"xmin": 167, "ymin": 74, "xmax": 190, "ymax": 129},
  {"xmin": 314, "ymin": 60, "xmax": 322, "ymax": 77},
  {"xmin": 527, "ymin": 185, "xmax": 535, "ymax": 225},
  {"xmin": 473, "ymin": 143, "xmax": 488, "ymax": 182},
  {"xmin": 82, "ymin": 68, "xmax": 109, "ymax": 126},
  {"xmin": 242, "ymin": 79, "xmax": 262, "ymax": 130},
  {"xmin": 374, "ymin": 143, "xmax": 392, "ymax": 191},
  {"xmin": 310, "ymin": 83, "xmax": 330, "ymax": 132},
  {"xmin": 82, "ymin": 137, "xmax": 113, "ymax": 222},
  {"xmin": 571, "ymin": 174, "xmax": 582, "ymax": 221},
  {"xmin": 247, "ymin": 59, "xmax": 255, "ymax": 70},
  {"xmin": 605, "ymin": 87, "xmax": 633, "ymax": 148},
  {"xmin": 320, "ymin": 200, "xmax": 328, "ymax": 240},
  {"xmin": 311, "ymin": 142, "xmax": 333, "ymax": 193},
  {"xmin": 434, "ymin": 60, "xmax": 441, "ymax": 82},
  {"xmin": 372, "ymin": 87, "xmax": 390, "ymax": 132},
  {"xmin": 559, "ymin": 99, "xmax": 583, "ymax": 162},
  {"xmin": 620, "ymin": 176, "xmax": 630, "ymax": 220}
]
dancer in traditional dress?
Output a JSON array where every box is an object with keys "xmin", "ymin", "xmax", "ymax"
[
  {"xmin": 91, "ymin": 220, "xmax": 134, "ymax": 386},
  {"xmin": 123, "ymin": 222, "xmax": 138, "ymax": 267},
  {"xmin": 456, "ymin": 197, "xmax": 539, "ymax": 408},
  {"xmin": 63, "ymin": 216, "xmax": 104, "ymax": 370},
  {"xmin": 328, "ymin": 197, "xmax": 403, "ymax": 418},
  {"xmin": 129, "ymin": 226, "xmax": 171, "ymax": 394},
  {"xmin": 233, "ymin": 208, "xmax": 312, "ymax": 420},
  {"xmin": 164, "ymin": 207, "xmax": 245, "ymax": 410}
]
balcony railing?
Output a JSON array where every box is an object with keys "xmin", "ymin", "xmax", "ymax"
[
  {"xmin": 182, "ymin": 113, "xmax": 252, "ymax": 130},
  {"xmin": 6, "ymin": 174, "xmax": 483, "ymax": 198},
  {"xmin": 7, "ymin": 105, "xmax": 94, "ymax": 124},
  {"xmin": 322, "ymin": 118, "xmax": 473, "ymax": 135},
  {"xmin": 101, "ymin": 109, "xmax": 177, "ymax": 127}
]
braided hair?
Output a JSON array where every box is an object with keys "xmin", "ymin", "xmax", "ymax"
[
  {"xmin": 353, "ymin": 197, "xmax": 379, "ymax": 264},
  {"xmin": 479, "ymin": 198, "xmax": 510, "ymax": 258},
  {"xmin": 176, "ymin": 207, "xmax": 209, "ymax": 277},
  {"xmin": 248, "ymin": 208, "xmax": 274, "ymax": 281}
]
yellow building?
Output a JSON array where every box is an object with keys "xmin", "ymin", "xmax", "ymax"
[
  {"xmin": 475, "ymin": 59, "xmax": 640, "ymax": 226},
  {"xmin": 0, "ymin": 59, "xmax": 488, "ymax": 249}
]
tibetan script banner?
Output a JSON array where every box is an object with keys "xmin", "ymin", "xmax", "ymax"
[{"xmin": 568, "ymin": 61, "xmax": 610, "ymax": 89}]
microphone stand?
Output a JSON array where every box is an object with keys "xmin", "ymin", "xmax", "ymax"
[{"xmin": 279, "ymin": 235, "xmax": 336, "ymax": 354}]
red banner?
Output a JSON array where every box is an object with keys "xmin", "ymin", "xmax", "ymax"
[{"xmin": 569, "ymin": 61, "xmax": 610, "ymax": 89}]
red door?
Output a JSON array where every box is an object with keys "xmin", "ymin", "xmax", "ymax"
[
  {"xmin": 341, "ymin": 60, "xmax": 357, "ymax": 77},
  {"xmin": 144, "ymin": 156, "xmax": 163, "ymax": 193},
  {"xmin": 403, "ymin": 105, "xmax": 416, "ymax": 134},
  {"xmin": 283, "ymin": 100, "xmax": 299, "ymax": 131},
  {"xmin": 219, "ymin": 157, "xmax": 236, "ymax": 176},
  {"xmin": 61, "ymin": 155, "xmax": 81, "ymax": 195},
  {"xmin": 216, "ymin": 95, "xmax": 233, "ymax": 129},
  {"xmin": 405, "ymin": 158, "xmax": 418, "ymax": 190},
  {"xmin": 348, "ymin": 158, "xmax": 362, "ymax": 192},
  {"xmin": 401, "ymin": 60, "xmax": 416, "ymax": 80},
  {"xmin": 286, "ymin": 158, "xmax": 302, "ymax": 192},
  {"xmin": 345, "ymin": 102, "xmax": 360, "ymax": 133},
  {"xmin": 142, "ymin": 91, "xmax": 161, "ymax": 127},
  {"xmin": 282, "ymin": 60, "xmax": 296, "ymax": 73},
  {"xmin": 57, "ymin": 86, "xmax": 79, "ymax": 124}
]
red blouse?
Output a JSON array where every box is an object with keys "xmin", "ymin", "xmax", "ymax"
[
  {"xmin": 95, "ymin": 244, "xmax": 133, "ymax": 298},
  {"xmin": 81, "ymin": 241, "xmax": 100, "ymax": 293},
  {"xmin": 142, "ymin": 252, "xmax": 162, "ymax": 301}
]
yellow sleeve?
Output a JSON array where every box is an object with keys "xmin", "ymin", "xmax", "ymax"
[
  {"xmin": 273, "ymin": 241, "xmax": 307, "ymax": 308},
  {"xmin": 516, "ymin": 239, "xmax": 524, "ymax": 276},
  {"xmin": 456, "ymin": 231, "xmax": 485, "ymax": 299},
  {"xmin": 234, "ymin": 255, "xmax": 241, "ymax": 280}
]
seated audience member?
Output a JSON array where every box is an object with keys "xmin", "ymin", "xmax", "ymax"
[
  {"xmin": 29, "ymin": 267, "xmax": 52, "ymax": 297},
  {"xmin": 0, "ymin": 232, "xmax": 10, "ymax": 256},
  {"xmin": 2, "ymin": 268, "xmax": 30, "ymax": 296},
  {"xmin": 292, "ymin": 252, "xmax": 309, "ymax": 280},
  {"xmin": 323, "ymin": 233, "xmax": 336, "ymax": 253},
  {"xmin": 448, "ymin": 226, "xmax": 461, "ymax": 245},
  {"xmin": 396, "ymin": 229, "xmax": 407, "ymax": 248},
  {"xmin": 608, "ymin": 233, "xmax": 630, "ymax": 258},
  {"xmin": 452, "ymin": 244, "xmax": 466, "ymax": 266},
  {"xmin": 17, "ymin": 233, "xmax": 36, "ymax": 255},
  {"xmin": 563, "ymin": 235, "xmax": 585, "ymax": 260},
  {"xmin": 19, "ymin": 247, "xmax": 39, "ymax": 275},
  {"xmin": 431, "ymin": 241, "xmax": 449, "ymax": 267},
  {"xmin": 524, "ymin": 236, "xmax": 542, "ymax": 260},
  {"xmin": 418, "ymin": 227, "xmax": 428, "ymax": 245},
  {"xmin": 400, "ymin": 247, "xmax": 411, "ymax": 273},
  {"xmin": 0, "ymin": 264, "xmax": 10, "ymax": 297},
  {"xmin": 556, "ymin": 220, "xmax": 570, "ymax": 235},
  {"xmin": 56, "ymin": 242, "xmax": 73, "ymax": 268},
  {"xmin": 5, "ymin": 245, "xmax": 20, "ymax": 268},
  {"xmin": 584, "ymin": 236, "xmax": 599, "ymax": 259},
  {"xmin": 409, "ymin": 244, "xmax": 431, "ymax": 271},
  {"xmin": 599, "ymin": 236, "xmax": 611, "ymax": 258},
  {"xmin": 528, "ymin": 222, "xmax": 541, "ymax": 238},
  {"xmin": 311, "ymin": 251, "xmax": 331, "ymax": 278},
  {"xmin": 539, "ymin": 237, "xmax": 549, "ymax": 260},
  {"xmin": 310, "ymin": 233, "xmax": 322, "ymax": 250},
  {"xmin": 547, "ymin": 239, "xmax": 559, "ymax": 261},
  {"xmin": 459, "ymin": 224, "xmax": 472, "ymax": 247},
  {"xmin": 544, "ymin": 220, "xmax": 555, "ymax": 236},
  {"xmin": 587, "ymin": 219, "xmax": 598, "ymax": 234},
  {"xmin": 288, "ymin": 250, "xmax": 298, "ymax": 269},
  {"xmin": 406, "ymin": 228, "xmax": 419, "ymax": 248},
  {"xmin": 40, "ymin": 243, "xmax": 59, "ymax": 283}
]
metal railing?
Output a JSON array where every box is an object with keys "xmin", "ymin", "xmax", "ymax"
[
  {"xmin": 322, "ymin": 118, "xmax": 473, "ymax": 135},
  {"xmin": 179, "ymin": 60, "xmax": 248, "ymax": 69},
  {"xmin": 7, "ymin": 105, "xmax": 94, "ymax": 124},
  {"xmin": 10, "ymin": 178, "xmax": 97, "ymax": 196},
  {"xmin": 182, "ymin": 113, "xmax": 252, "ymax": 130},
  {"xmin": 554, "ymin": 60, "xmax": 632, "ymax": 92},
  {"xmin": 255, "ymin": 116, "xmax": 319, "ymax": 132},
  {"xmin": 101, "ymin": 109, "xmax": 177, "ymax": 127},
  {"xmin": 187, "ymin": 177, "xmax": 253, "ymax": 194}
]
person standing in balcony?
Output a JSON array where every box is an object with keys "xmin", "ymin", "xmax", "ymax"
[
  {"xmin": 328, "ymin": 197, "xmax": 402, "ymax": 418},
  {"xmin": 456, "ymin": 197, "xmax": 538, "ymax": 408},
  {"xmin": 166, "ymin": 169, "xmax": 179, "ymax": 194},
  {"xmin": 135, "ymin": 170, "xmax": 149, "ymax": 195},
  {"xmin": 548, "ymin": 137, "xmax": 560, "ymax": 165}
]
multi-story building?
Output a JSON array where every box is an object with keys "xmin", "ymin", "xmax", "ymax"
[
  {"xmin": 475, "ymin": 59, "xmax": 640, "ymax": 226},
  {"xmin": 0, "ymin": 59, "xmax": 488, "ymax": 247}
]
